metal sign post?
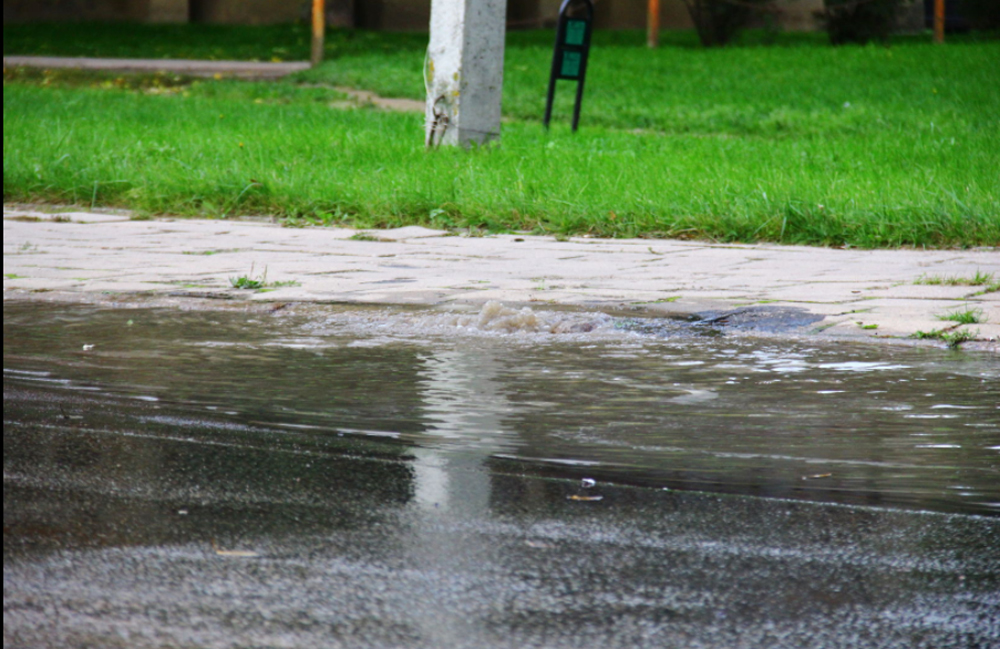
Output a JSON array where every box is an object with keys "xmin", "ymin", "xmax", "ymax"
[{"xmin": 544, "ymin": 0, "xmax": 594, "ymax": 132}]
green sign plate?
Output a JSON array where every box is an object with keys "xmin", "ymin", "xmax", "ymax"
[
  {"xmin": 565, "ymin": 20, "xmax": 587, "ymax": 46},
  {"xmin": 560, "ymin": 51, "xmax": 582, "ymax": 78}
]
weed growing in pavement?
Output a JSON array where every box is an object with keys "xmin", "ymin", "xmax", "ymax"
[
  {"xmin": 349, "ymin": 233, "xmax": 392, "ymax": 242},
  {"xmin": 639, "ymin": 296, "xmax": 683, "ymax": 305},
  {"xmin": 910, "ymin": 328, "xmax": 980, "ymax": 349},
  {"xmin": 937, "ymin": 307, "xmax": 987, "ymax": 325},
  {"xmin": 916, "ymin": 270, "xmax": 995, "ymax": 287},
  {"xmin": 970, "ymin": 280, "xmax": 1000, "ymax": 296},
  {"xmin": 228, "ymin": 265, "xmax": 300, "ymax": 291},
  {"xmin": 229, "ymin": 264, "xmax": 267, "ymax": 290},
  {"xmin": 183, "ymin": 248, "xmax": 242, "ymax": 256},
  {"xmin": 911, "ymin": 328, "xmax": 946, "ymax": 340},
  {"xmin": 941, "ymin": 329, "xmax": 980, "ymax": 348}
]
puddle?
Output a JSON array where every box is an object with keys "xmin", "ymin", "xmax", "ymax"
[
  {"xmin": 4, "ymin": 300, "xmax": 997, "ymax": 515},
  {"xmin": 4, "ymin": 300, "xmax": 999, "ymax": 649}
]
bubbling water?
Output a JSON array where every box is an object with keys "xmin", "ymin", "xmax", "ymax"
[
  {"xmin": 314, "ymin": 301, "xmax": 618, "ymax": 339},
  {"xmin": 445, "ymin": 301, "xmax": 614, "ymax": 335}
]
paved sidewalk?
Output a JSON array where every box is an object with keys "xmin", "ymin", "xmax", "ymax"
[
  {"xmin": 4, "ymin": 206, "xmax": 998, "ymax": 349},
  {"xmin": 3, "ymin": 56, "xmax": 310, "ymax": 79}
]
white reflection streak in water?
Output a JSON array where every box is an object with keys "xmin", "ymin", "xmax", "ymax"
[
  {"xmin": 407, "ymin": 347, "xmax": 521, "ymax": 648},
  {"xmin": 413, "ymin": 348, "xmax": 517, "ymax": 514}
]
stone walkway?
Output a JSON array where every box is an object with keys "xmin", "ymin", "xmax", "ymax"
[
  {"xmin": 3, "ymin": 56, "xmax": 309, "ymax": 79},
  {"xmin": 4, "ymin": 55, "xmax": 427, "ymax": 110},
  {"xmin": 4, "ymin": 206, "xmax": 998, "ymax": 350}
]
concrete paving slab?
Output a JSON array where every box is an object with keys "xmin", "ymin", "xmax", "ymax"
[{"xmin": 4, "ymin": 206, "xmax": 998, "ymax": 351}]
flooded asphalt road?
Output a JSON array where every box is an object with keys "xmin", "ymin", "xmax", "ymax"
[{"xmin": 4, "ymin": 301, "xmax": 1000, "ymax": 648}]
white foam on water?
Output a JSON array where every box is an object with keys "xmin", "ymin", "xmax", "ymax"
[
  {"xmin": 818, "ymin": 362, "xmax": 911, "ymax": 372},
  {"xmin": 445, "ymin": 301, "xmax": 615, "ymax": 335},
  {"xmin": 305, "ymin": 301, "xmax": 619, "ymax": 345}
]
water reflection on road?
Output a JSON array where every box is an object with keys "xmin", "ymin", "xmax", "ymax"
[{"xmin": 4, "ymin": 301, "xmax": 999, "ymax": 648}]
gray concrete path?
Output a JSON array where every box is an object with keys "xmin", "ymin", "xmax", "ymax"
[
  {"xmin": 5, "ymin": 206, "xmax": 998, "ymax": 349},
  {"xmin": 4, "ymin": 55, "xmax": 427, "ymax": 110},
  {"xmin": 3, "ymin": 55, "xmax": 310, "ymax": 78}
]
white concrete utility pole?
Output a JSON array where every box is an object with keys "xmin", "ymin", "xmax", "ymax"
[{"xmin": 425, "ymin": 0, "xmax": 509, "ymax": 148}]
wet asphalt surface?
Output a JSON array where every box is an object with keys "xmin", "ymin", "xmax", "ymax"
[
  {"xmin": 4, "ymin": 301, "xmax": 1000, "ymax": 648},
  {"xmin": 5, "ymin": 382, "xmax": 1000, "ymax": 649}
]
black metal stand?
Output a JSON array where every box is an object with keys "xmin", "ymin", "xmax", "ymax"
[{"xmin": 544, "ymin": 0, "xmax": 594, "ymax": 132}]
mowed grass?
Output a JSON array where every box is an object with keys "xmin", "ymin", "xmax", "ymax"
[{"xmin": 3, "ymin": 25, "xmax": 999, "ymax": 247}]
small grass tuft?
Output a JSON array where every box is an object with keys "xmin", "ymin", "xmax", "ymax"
[
  {"xmin": 916, "ymin": 270, "xmax": 996, "ymax": 287},
  {"xmin": 937, "ymin": 307, "xmax": 987, "ymax": 325},
  {"xmin": 970, "ymin": 270, "xmax": 995, "ymax": 286},
  {"xmin": 941, "ymin": 329, "xmax": 980, "ymax": 349},
  {"xmin": 184, "ymin": 248, "xmax": 241, "ymax": 256},
  {"xmin": 910, "ymin": 328, "xmax": 947, "ymax": 340},
  {"xmin": 910, "ymin": 327, "xmax": 980, "ymax": 349},
  {"xmin": 971, "ymin": 281, "xmax": 1000, "ymax": 296},
  {"xmin": 229, "ymin": 264, "xmax": 267, "ymax": 290},
  {"xmin": 228, "ymin": 264, "xmax": 299, "ymax": 291},
  {"xmin": 349, "ymin": 233, "xmax": 391, "ymax": 242}
]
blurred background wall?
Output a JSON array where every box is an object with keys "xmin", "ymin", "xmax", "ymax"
[{"xmin": 3, "ymin": 0, "xmax": 833, "ymax": 31}]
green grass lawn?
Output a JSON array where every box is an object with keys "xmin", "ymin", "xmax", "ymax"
[{"xmin": 3, "ymin": 25, "xmax": 998, "ymax": 247}]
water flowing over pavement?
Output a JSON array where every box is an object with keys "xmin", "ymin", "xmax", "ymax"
[
  {"xmin": 4, "ymin": 301, "xmax": 1000, "ymax": 648},
  {"xmin": 3, "ymin": 206, "xmax": 999, "ymax": 349}
]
